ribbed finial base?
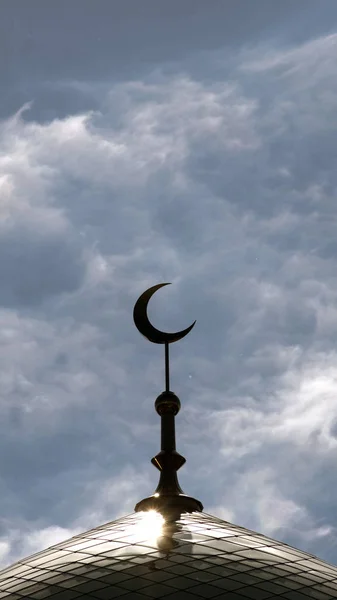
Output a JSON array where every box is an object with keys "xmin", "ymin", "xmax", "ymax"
[{"xmin": 135, "ymin": 493, "xmax": 203, "ymax": 519}]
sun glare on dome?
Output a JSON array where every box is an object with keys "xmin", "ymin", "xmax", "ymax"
[{"xmin": 136, "ymin": 510, "xmax": 165, "ymax": 543}]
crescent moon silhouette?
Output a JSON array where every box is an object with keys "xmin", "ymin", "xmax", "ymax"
[{"xmin": 133, "ymin": 283, "xmax": 196, "ymax": 344}]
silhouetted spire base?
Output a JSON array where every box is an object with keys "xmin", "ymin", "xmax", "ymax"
[{"xmin": 134, "ymin": 390, "xmax": 203, "ymax": 517}]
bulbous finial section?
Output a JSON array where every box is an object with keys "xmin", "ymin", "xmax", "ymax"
[{"xmin": 155, "ymin": 391, "xmax": 181, "ymax": 416}]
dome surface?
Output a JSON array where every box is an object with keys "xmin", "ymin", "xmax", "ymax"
[{"xmin": 0, "ymin": 510, "xmax": 337, "ymax": 600}]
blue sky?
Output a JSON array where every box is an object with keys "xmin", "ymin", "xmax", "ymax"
[{"xmin": 1, "ymin": 0, "xmax": 337, "ymax": 568}]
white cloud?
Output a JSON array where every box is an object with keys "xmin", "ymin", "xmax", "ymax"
[
  {"xmin": 211, "ymin": 351, "xmax": 337, "ymax": 455},
  {"xmin": 0, "ymin": 525, "xmax": 80, "ymax": 569},
  {"xmin": 0, "ymin": 541, "xmax": 10, "ymax": 566},
  {"xmin": 241, "ymin": 33, "xmax": 337, "ymax": 81}
]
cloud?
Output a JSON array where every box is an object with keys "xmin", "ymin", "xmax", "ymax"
[
  {"xmin": 0, "ymin": 525, "xmax": 80, "ymax": 569},
  {"xmin": 0, "ymin": 106, "xmax": 87, "ymax": 306},
  {"xmin": 241, "ymin": 33, "xmax": 337, "ymax": 84},
  {"xmin": 180, "ymin": 347, "xmax": 337, "ymax": 562},
  {"xmin": 1, "ymin": 30, "xmax": 337, "ymax": 566}
]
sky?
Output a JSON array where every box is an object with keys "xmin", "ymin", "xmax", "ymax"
[{"xmin": 1, "ymin": 0, "xmax": 337, "ymax": 568}]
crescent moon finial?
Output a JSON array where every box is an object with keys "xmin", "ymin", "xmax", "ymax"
[
  {"xmin": 133, "ymin": 283, "xmax": 203, "ymax": 515},
  {"xmin": 133, "ymin": 283, "xmax": 196, "ymax": 344}
]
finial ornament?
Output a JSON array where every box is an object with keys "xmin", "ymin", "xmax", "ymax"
[
  {"xmin": 133, "ymin": 283, "xmax": 202, "ymax": 517},
  {"xmin": 133, "ymin": 283, "xmax": 196, "ymax": 392},
  {"xmin": 133, "ymin": 282, "xmax": 196, "ymax": 345}
]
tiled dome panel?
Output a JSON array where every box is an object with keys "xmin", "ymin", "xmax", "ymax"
[{"xmin": 0, "ymin": 511, "xmax": 337, "ymax": 599}]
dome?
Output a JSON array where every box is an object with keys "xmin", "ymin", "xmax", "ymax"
[
  {"xmin": 0, "ymin": 509, "xmax": 337, "ymax": 599},
  {"xmin": 1, "ymin": 283, "xmax": 337, "ymax": 599}
]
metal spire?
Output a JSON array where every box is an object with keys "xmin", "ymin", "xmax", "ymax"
[{"xmin": 133, "ymin": 283, "xmax": 203, "ymax": 516}]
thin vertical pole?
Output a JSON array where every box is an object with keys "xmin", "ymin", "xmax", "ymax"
[{"xmin": 165, "ymin": 342, "xmax": 170, "ymax": 392}]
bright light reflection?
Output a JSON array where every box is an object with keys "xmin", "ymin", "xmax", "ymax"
[{"xmin": 135, "ymin": 510, "xmax": 165, "ymax": 545}]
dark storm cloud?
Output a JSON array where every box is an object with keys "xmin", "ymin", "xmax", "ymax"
[
  {"xmin": 0, "ymin": 226, "xmax": 85, "ymax": 306},
  {"xmin": 1, "ymin": 0, "xmax": 337, "ymax": 122},
  {"xmin": 1, "ymin": 0, "xmax": 331, "ymax": 83}
]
